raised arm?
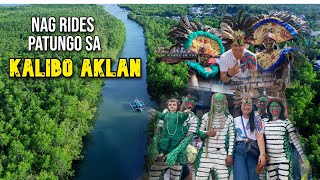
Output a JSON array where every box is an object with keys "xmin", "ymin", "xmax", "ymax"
[
  {"xmin": 197, "ymin": 113, "xmax": 209, "ymax": 140},
  {"xmin": 220, "ymin": 64, "xmax": 240, "ymax": 83},
  {"xmin": 227, "ymin": 115, "xmax": 235, "ymax": 156},
  {"xmin": 285, "ymin": 119, "xmax": 305, "ymax": 157},
  {"xmin": 178, "ymin": 110, "xmax": 191, "ymax": 123},
  {"xmin": 155, "ymin": 111, "xmax": 166, "ymax": 120},
  {"xmin": 220, "ymin": 71, "xmax": 231, "ymax": 83}
]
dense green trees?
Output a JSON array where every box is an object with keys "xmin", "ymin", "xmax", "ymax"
[
  {"xmin": 120, "ymin": 4, "xmax": 320, "ymax": 178},
  {"xmin": 124, "ymin": 12, "xmax": 189, "ymax": 100},
  {"xmin": 286, "ymin": 52, "xmax": 320, "ymax": 177},
  {"xmin": 0, "ymin": 5, "xmax": 125, "ymax": 179},
  {"xmin": 121, "ymin": 4, "xmax": 191, "ymax": 16}
]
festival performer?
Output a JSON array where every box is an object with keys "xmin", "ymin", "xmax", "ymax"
[
  {"xmin": 180, "ymin": 94, "xmax": 217, "ymax": 180},
  {"xmin": 255, "ymin": 95, "xmax": 269, "ymax": 120},
  {"xmin": 168, "ymin": 16, "xmax": 225, "ymax": 86},
  {"xmin": 264, "ymin": 100, "xmax": 309, "ymax": 180},
  {"xmin": 254, "ymin": 95, "xmax": 269, "ymax": 179},
  {"xmin": 194, "ymin": 93, "xmax": 235, "ymax": 180},
  {"xmin": 233, "ymin": 86, "xmax": 266, "ymax": 180},
  {"xmin": 219, "ymin": 11, "xmax": 257, "ymax": 83},
  {"xmin": 147, "ymin": 98, "xmax": 191, "ymax": 180},
  {"xmin": 251, "ymin": 11, "xmax": 308, "ymax": 96},
  {"xmin": 148, "ymin": 96, "xmax": 214, "ymax": 180},
  {"xmin": 175, "ymin": 94, "xmax": 204, "ymax": 180}
]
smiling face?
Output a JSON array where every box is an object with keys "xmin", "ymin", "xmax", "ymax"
[
  {"xmin": 269, "ymin": 101, "xmax": 282, "ymax": 119},
  {"xmin": 241, "ymin": 100, "xmax": 253, "ymax": 116},
  {"xmin": 258, "ymin": 96, "xmax": 269, "ymax": 111},
  {"xmin": 263, "ymin": 37, "xmax": 275, "ymax": 52},
  {"xmin": 231, "ymin": 44, "xmax": 245, "ymax": 58}
]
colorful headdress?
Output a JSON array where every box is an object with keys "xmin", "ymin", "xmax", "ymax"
[
  {"xmin": 251, "ymin": 11, "xmax": 309, "ymax": 45},
  {"xmin": 220, "ymin": 10, "xmax": 257, "ymax": 49},
  {"xmin": 233, "ymin": 85, "xmax": 260, "ymax": 108},
  {"xmin": 168, "ymin": 16, "xmax": 225, "ymax": 57},
  {"xmin": 181, "ymin": 94, "xmax": 198, "ymax": 110}
]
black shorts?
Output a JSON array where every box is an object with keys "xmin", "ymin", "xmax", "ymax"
[{"xmin": 181, "ymin": 164, "xmax": 190, "ymax": 179}]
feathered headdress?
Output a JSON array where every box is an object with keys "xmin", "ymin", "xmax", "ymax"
[
  {"xmin": 168, "ymin": 16, "xmax": 225, "ymax": 57},
  {"xmin": 220, "ymin": 10, "xmax": 257, "ymax": 49},
  {"xmin": 251, "ymin": 11, "xmax": 309, "ymax": 45},
  {"xmin": 233, "ymin": 85, "xmax": 260, "ymax": 108}
]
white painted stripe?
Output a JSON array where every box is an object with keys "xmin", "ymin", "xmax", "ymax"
[
  {"xmin": 151, "ymin": 165, "xmax": 168, "ymax": 171},
  {"xmin": 278, "ymin": 169, "xmax": 290, "ymax": 176},
  {"xmin": 269, "ymin": 158, "xmax": 289, "ymax": 163},
  {"xmin": 149, "ymin": 177, "xmax": 160, "ymax": 180},
  {"xmin": 265, "ymin": 131, "xmax": 285, "ymax": 135},
  {"xmin": 266, "ymin": 140, "xmax": 284, "ymax": 144},
  {"xmin": 197, "ymin": 167, "xmax": 211, "ymax": 173},
  {"xmin": 213, "ymin": 164, "xmax": 229, "ymax": 170},
  {"xmin": 267, "ymin": 149, "xmax": 285, "ymax": 153},
  {"xmin": 149, "ymin": 171, "xmax": 162, "ymax": 176},
  {"xmin": 265, "ymin": 127, "xmax": 285, "ymax": 131}
]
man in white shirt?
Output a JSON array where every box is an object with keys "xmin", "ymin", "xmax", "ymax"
[
  {"xmin": 219, "ymin": 15, "xmax": 257, "ymax": 83},
  {"xmin": 220, "ymin": 44, "xmax": 256, "ymax": 83}
]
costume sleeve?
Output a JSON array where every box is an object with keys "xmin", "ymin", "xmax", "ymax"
[
  {"xmin": 219, "ymin": 54, "xmax": 228, "ymax": 72},
  {"xmin": 187, "ymin": 113, "xmax": 200, "ymax": 133},
  {"xmin": 254, "ymin": 117, "xmax": 264, "ymax": 134},
  {"xmin": 155, "ymin": 111, "xmax": 166, "ymax": 120},
  {"xmin": 197, "ymin": 130, "xmax": 207, "ymax": 140},
  {"xmin": 251, "ymin": 51, "xmax": 257, "ymax": 70},
  {"xmin": 285, "ymin": 119, "xmax": 305, "ymax": 157},
  {"xmin": 197, "ymin": 113, "xmax": 209, "ymax": 140},
  {"xmin": 178, "ymin": 111, "xmax": 190, "ymax": 123},
  {"xmin": 228, "ymin": 115, "xmax": 235, "ymax": 156},
  {"xmin": 200, "ymin": 113, "xmax": 208, "ymax": 131}
]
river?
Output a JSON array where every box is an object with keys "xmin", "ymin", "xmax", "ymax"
[{"xmin": 74, "ymin": 4, "xmax": 156, "ymax": 180}]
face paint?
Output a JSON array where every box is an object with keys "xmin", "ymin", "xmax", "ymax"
[
  {"xmin": 258, "ymin": 97, "xmax": 268, "ymax": 110},
  {"xmin": 212, "ymin": 93, "xmax": 227, "ymax": 113},
  {"xmin": 270, "ymin": 101, "xmax": 282, "ymax": 118},
  {"xmin": 182, "ymin": 95, "xmax": 196, "ymax": 111}
]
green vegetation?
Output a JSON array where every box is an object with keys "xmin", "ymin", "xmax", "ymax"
[
  {"xmin": 286, "ymin": 52, "xmax": 320, "ymax": 178},
  {"xmin": 126, "ymin": 13, "xmax": 189, "ymax": 100},
  {"xmin": 0, "ymin": 5, "xmax": 125, "ymax": 179},
  {"xmin": 120, "ymin": 4, "xmax": 320, "ymax": 178},
  {"xmin": 123, "ymin": 4, "xmax": 191, "ymax": 16}
]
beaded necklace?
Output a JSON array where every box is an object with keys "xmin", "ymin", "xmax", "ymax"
[{"xmin": 166, "ymin": 112, "xmax": 179, "ymax": 136}]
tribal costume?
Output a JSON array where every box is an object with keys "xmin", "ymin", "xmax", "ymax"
[
  {"xmin": 264, "ymin": 100, "xmax": 307, "ymax": 180},
  {"xmin": 254, "ymin": 96, "xmax": 269, "ymax": 180},
  {"xmin": 168, "ymin": 16, "xmax": 224, "ymax": 82},
  {"xmin": 251, "ymin": 12, "xmax": 308, "ymax": 97},
  {"xmin": 219, "ymin": 11, "xmax": 258, "ymax": 84},
  {"xmin": 195, "ymin": 93, "xmax": 235, "ymax": 180},
  {"xmin": 149, "ymin": 96, "xmax": 201, "ymax": 180}
]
